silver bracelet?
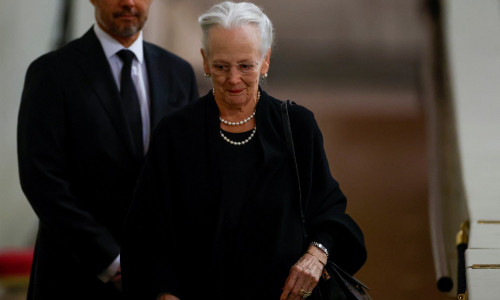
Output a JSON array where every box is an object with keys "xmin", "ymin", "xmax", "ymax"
[{"xmin": 311, "ymin": 241, "xmax": 329, "ymax": 257}]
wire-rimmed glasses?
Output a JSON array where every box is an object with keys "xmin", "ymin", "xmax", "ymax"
[{"xmin": 210, "ymin": 61, "xmax": 260, "ymax": 76}]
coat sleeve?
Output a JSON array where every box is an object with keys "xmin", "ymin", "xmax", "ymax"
[
  {"xmin": 121, "ymin": 119, "xmax": 181, "ymax": 299},
  {"xmin": 289, "ymin": 104, "xmax": 367, "ymax": 274},
  {"xmin": 17, "ymin": 56, "xmax": 120, "ymax": 275}
]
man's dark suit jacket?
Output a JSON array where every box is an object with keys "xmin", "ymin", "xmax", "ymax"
[{"xmin": 17, "ymin": 28, "xmax": 198, "ymax": 300}]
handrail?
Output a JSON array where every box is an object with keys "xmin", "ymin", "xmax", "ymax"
[
  {"xmin": 421, "ymin": 0, "xmax": 469, "ymax": 294},
  {"xmin": 456, "ymin": 221, "xmax": 469, "ymax": 298}
]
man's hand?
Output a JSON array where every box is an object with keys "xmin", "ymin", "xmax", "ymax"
[{"xmin": 157, "ymin": 294, "xmax": 180, "ymax": 300}]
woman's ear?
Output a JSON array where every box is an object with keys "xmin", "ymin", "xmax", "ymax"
[
  {"xmin": 201, "ymin": 49, "xmax": 210, "ymax": 75},
  {"xmin": 260, "ymin": 48, "xmax": 271, "ymax": 75}
]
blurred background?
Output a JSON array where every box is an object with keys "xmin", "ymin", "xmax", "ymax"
[{"xmin": 0, "ymin": 0, "xmax": 452, "ymax": 299}]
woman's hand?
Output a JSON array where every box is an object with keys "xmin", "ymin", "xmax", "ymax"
[
  {"xmin": 157, "ymin": 294, "xmax": 180, "ymax": 300},
  {"xmin": 280, "ymin": 245, "xmax": 327, "ymax": 300}
]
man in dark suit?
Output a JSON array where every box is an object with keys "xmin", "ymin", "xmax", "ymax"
[{"xmin": 17, "ymin": 0, "xmax": 198, "ymax": 299}]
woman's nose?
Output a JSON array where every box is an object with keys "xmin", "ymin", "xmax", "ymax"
[{"xmin": 227, "ymin": 67, "xmax": 241, "ymax": 84}]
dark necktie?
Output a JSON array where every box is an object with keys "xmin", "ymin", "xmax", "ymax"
[{"xmin": 117, "ymin": 49, "xmax": 143, "ymax": 155}]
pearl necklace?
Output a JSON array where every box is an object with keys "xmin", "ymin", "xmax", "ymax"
[
  {"xmin": 215, "ymin": 89, "xmax": 260, "ymax": 145},
  {"xmin": 219, "ymin": 111, "xmax": 255, "ymax": 126},
  {"xmin": 220, "ymin": 126, "xmax": 257, "ymax": 146}
]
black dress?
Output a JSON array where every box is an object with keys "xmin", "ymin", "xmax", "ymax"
[
  {"xmin": 215, "ymin": 130, "xmax": 261, "ymax": 296},
  {"xmin": 122, "ymin": 90, "xmax": 367, "ymax": 300}
]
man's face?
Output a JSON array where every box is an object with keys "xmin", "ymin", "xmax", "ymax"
[{"xmin": 90, "ymin": 0, "xmax": 153, "ymax": 39}]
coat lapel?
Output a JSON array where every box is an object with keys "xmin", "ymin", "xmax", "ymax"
[
  {"xmin": 75, "ymin": 28, "xmax": 138, "ymax": 159},
  {"xmin": 144, "ymin": 44, "xmax": 169, "ymax": 130},
  {"xmin": 255, "ymin": 90, "xmax": 289, "ymax": 173}
]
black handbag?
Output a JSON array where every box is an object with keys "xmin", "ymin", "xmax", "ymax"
[{"xmin": 280, "ymin": 100, "xmax": 371, "ymax": 300}]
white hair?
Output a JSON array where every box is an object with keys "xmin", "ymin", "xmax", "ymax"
[{"xmin": 198, "ymin": 1, "xmax": 274, "ymax": 58}]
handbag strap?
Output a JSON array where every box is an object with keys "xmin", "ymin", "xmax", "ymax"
[{"xmin": 280, "ymin": 100, "xmax": 308, "ymax": 241}]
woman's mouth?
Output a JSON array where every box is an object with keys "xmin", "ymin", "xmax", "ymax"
[{"xmin": 227, "ymin": 89, "xmax": 245, "ymax": 94}]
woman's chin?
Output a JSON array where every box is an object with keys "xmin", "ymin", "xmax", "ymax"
[{"xmin": 224, "ymin": 94, "xmax": 249, "ymax": 106}]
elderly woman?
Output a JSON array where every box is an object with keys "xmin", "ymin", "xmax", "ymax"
[{"xmin": 122, "ymin": 2, "xmax": 366, "ymax": 300}]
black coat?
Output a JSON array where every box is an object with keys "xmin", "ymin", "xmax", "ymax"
[
  {"xmin": 17, "ymin": 28, "xmax": 198, "ymax": 300},
  {"xmin": 122, "ymin": 90, "xmax": 366, "ymax": 300}
]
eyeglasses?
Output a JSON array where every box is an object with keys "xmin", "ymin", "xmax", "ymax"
[{"xmin": 210, "ymin": 61, "xmax": 259, "ymax": 76}]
